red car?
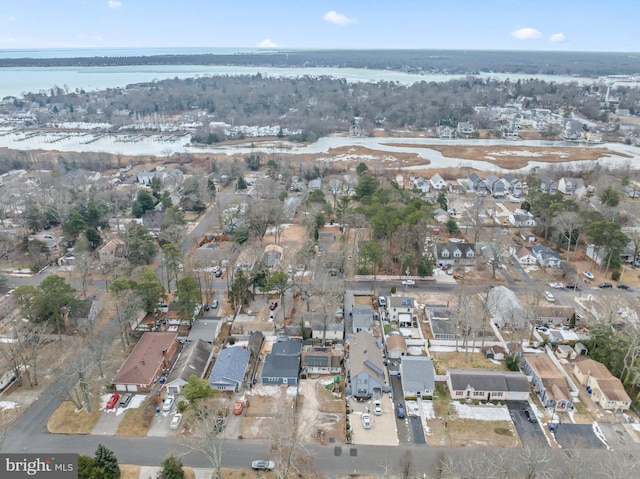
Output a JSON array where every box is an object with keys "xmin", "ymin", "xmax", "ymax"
[
  {"xmin": 269, "ymin": 301, "xmax": 278, "ymax": 310},
  {"xmin": 106, "ymin": 393, "xmax": 120, "ymax": 409}
]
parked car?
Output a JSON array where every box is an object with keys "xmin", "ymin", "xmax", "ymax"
[
  {"xmin": 617, "ymin": 283, "xmax": 631, "ymax": 290},
  {"xmin": 598, "ymin": 282, "xmax": 613, "ymax": 288},
  {"xmin": 543, "ymin": 291, "xmax": 555, "ymax": 302},
  {"xmin": 373, "ymin": 400, "xmax": 382, "ymax": 415},
  {"xmin": 233, "ymin": 398, "xmax": 246, "ymax": 415},
  {"xmin": 162, "ymin": 395, "xmax": 175, "ymax": 412},
  {"xmin": 251, "ymin": 460, "xmax": 275, "ymax": 471},
  {"xmin": 523, "ymin": 407, "xmax": 538, "ymax": 423},
  {"xmin": 106, "ymin": 393, "xmax": 120, "ymax": 409},
  {"xmin": 396, "ymin": 403, "xmax": 405, "ymax": 419},
  {"xmin": 211, "ymin": 299, "xmax": 219, "ymax": 309},
  {"xmin": 170, "ymin": 413, "xmax": 182, "ymax": 430},
  {"xmin": 118, "ymin": 393, "xmax": 133, "ymax": 408},
  {"xmin": 378, "ymin": 296, "xmax": 387, "ymax": 307},
  {"xmin": 269, "ymin": 301, "xmax": 278, "ymax": 310},
  {"xmin": 362, "ymin": 413, "xmax": 372, "ymax": 429},
  {"xmin": 215, "ymin": 269, "xmax": 223, "ymax": 278},
  {"xmin": 548, "ymin": 282, "xmax": 563, "ymax": 289},
  {"xmin": 565, "ymin": 283, "xmax": 579, "ymax": 290},
  {"xmin": 401, "ymin": 279, "xmax": 415, "ymax": 286}
]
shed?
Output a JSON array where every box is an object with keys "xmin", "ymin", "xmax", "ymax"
[
  {"xmin": 555, "ymin": 344, "xmax": 576, "ymax": 360},
  {"xmin": 574, "ymin": 343, "xmax": 588, "ymax": 356}
]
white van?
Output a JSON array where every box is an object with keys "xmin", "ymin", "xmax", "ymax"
[{"xmin": 378, "ymin": 296, "xmax": 387, "ymax": 308}]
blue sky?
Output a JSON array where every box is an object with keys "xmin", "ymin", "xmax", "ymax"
[{"xmin": 1, "ymin": 0, "xmax": 640, "ymax": 52}]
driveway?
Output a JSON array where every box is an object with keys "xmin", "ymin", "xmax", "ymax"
[
  {"xmin": 349, "ymin": 397, "xmax": 398, "ymax": 446},
  {"xmin": 91, "ymin": 408, "xmax": 126, "ymax": 436},
  {"xmin": 388, "ymin": 365, "xmax": 426, "ymax": 445},
  {"xmin": 147, "ymin": 408, "xmax": 177, "ymax": 437},
  {"xmin": 506, "ymin": 401, "xmax": 548, "ymax": 448},
  {"xmin": 554, "ymin": 423, "xmax": 608, "ymax": 449}
]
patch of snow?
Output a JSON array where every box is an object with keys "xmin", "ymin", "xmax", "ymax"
[
  {"xmin": 452, "ymin": 402, "xmax": 511, "ymax": 421},
  {"xmin": 249, "ymin": 385, "xmax": 282, "ymax": 397},
  {"xmin": 0, "ymin": 401, "xmax": 18, "ymax": 410},
  {"xmin": 631, "ymin": 423, "xmax": 640, "ymax": 432},
  {"xmin": 592, "ymin": 422, "xmax": 611, "ymax": 450},
  {"xmin": 422, "ymin": 401, "xmax": 435, "ymax": 420}
]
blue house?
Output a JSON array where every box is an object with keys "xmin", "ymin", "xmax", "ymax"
[
  {"xmin": 261, "ymin": 339, "xmax": 302, "ymax": 386},
  {"xmin": 209, "ymin": 347, "xmax": 250, "ymax": 392}
]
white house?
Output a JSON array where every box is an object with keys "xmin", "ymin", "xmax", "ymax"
[
  {"xmin": 388, "ymin": 296, "xmax": 415, "ymax": 324},
  {"xmin": 512, "ymin": 246, "xmax": 537, "ymax": 266},
  {"xmin": 430, "ymin": 173, "xmax": 447, "ymax": 190}
]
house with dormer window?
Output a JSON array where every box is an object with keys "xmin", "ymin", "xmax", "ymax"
[
  {"xmin": 468, "ymin": 172, "xmax": 487, "ymax": 194},
  {"xmin": 558, "ymin": 177, "xmax": 587, "ymax": 197},
  {"xmin": 539, "ymin": 177, "xmax": 558, "ymax": 194},
  {"xmin": 503, "ymin": 173, "xmax": 523, "ymax": 197},
  {"xmin": 430, "ymin": 173, "xmax": 446, "ymax": 190},
  {"xmin": 388, "ymin": 296, "xmax": 415, "ymax": 325},
  {"xmin": 485, "ymin": 174, "xmax": 506, "ymax": 198},
  {"xmin": 434, "ymin": 242, "xmax": 477, "ymax": 267}
]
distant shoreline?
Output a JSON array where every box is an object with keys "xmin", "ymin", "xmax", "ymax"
[{"xmin": 0, "ymin": 50, "xmax": 639, "ymax": 76}]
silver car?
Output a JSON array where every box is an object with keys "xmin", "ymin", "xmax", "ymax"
[{"xmin": 251, "ymin": 460, "xmax": 275, "ymax": 471}]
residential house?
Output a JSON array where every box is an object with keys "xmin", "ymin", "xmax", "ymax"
[
  {"xmin": 162, "ymin": 168, "xmax": 184, "ymax": 188},
  {"xmin": 586, "ymin": 243, "xmax": 636, "ymax": 266},
  {"xmin": 562, "ymin": 119, "xmax": 582, "ymax": 140},
  {"xmin": 137, "ymin": 171, "xmax": 158, "ymax": 185},
  {"xmin": 437, "ymin": 126, "xmax": 455, "ymax": 139},
  {"xmin": 261, "ymin": 339, "xmax": 302, "ymax": 386},
  {"xmin": 503, "ymin": 173, "xmax": 523, "ymax": 197},
  {"xmin": 142, "ymin": 210, "xmax": 166, "ymax": 231},
  {"xmin": 509, "ymin": 209, "xmax": 536, "ymax": 227},
  {"xmin": 447, "ymin": 369, "xmax": 530, "ymax": 401},
  {"xmin": 308, "ymin": 178, "xmax": 322, "ymax": 190},
  {"xmin": 300, "ymin": 346, "xmax": 343, "ymax": 375},
  {"xmin": 558, "ymin": 177, "xmax": 586, "ymax": 197},
  {"xmin": 488, "ymin": 286, "xmax": 526, "ymax": 329},
  {"xmin": 347, "ymin": 330, "xmax": 387, "ymax": 399},
  {"xmin": 430, "ymin": 173, "xmax": 447, "ymax": 190},
  {"xmin": 186, "ymin": 315, "xmax": 222, "ymax": 343},
  {"xmin": 520, "ymin": 230, "xmax": 536, "ymax": 243},
  {"xmin": 113, "ymin": 332, "xmax": 179, "ymax": 393},
  {"xmin": 434, "ymin": 242, "xmax": 477, "ymax": 267},
  {"xmin": 512, "ymin": 246, "xmax": 537, "ymax": 266},
  {"xmin": 426, "ymin": 307, "xmax": 458, "ymax": 340},
  {"xmin": 532, "ymin": 245, "xmax": 562, "ymax": 268},
  {"xmin": 386, "ymin": 334, "xmax": 408, "ymax": 359},
  {"xmin": 209, "ymin": 347, "xmax": 251, "ymax": 392},
  {"xmin": 432, "ymin": 208, "xmax": 450, "ymax": 224},
  {"xmin": 388, "ymin": 296, "xmax": 414, "ymax": 325},
  {"xmin": 400, "ymin": 356, "xmax": 435, "ymax": 398},
  {"xmin": 352, "ymin": 306, "xmax": 375, "ymax": 334},
  {"xmin": 164, "ymin": 339, "xmax": 214, "ymax": 395},
  {"xmin": 522, "ymin": 355, "xmax": 573, "ymax": 410},
  {"xmin": 539, "ymin": 177, "xmax": 558, "ymax": 194},
  {"xmin": 485, "ymin": 174, "xmax": 506, "ymax": 198},
  {"xmin": 573, "ymin": 358, "xmax": 631, "ymax": 412},
  {"xmin": 468, "ymin": 172, "xmax": 487, "ymax": 194},
  {"xmin": 310, "ymin": 318, "xmax": 344, "ymax": 342},
  {"xmin": 456, "ymin": 121, "xmax": 474, "ymax": 136},
  {"xmin": 96, "ymin": 238, "xmax": 125, "ymax": 262},
  {"xmin": 262, "ymin": 244, "xmax": 283, "ymax": 271},
  {"xmin": 537, "ymin": 306, "xmax": 575, "ymax": 325}
]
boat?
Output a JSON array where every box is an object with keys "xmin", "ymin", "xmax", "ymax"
[{"xmin": 584, "ymin": 271, "xmax": 594, "ymax": 280}]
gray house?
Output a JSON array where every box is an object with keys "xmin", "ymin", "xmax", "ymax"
[
  {"xmin": 209, "ymin": 347, "xmax": 251, "ymax": 392},
  {"xmin": 165, "ymin": 339, "xmax": 214, "ymax": 396},
  {"xmin": 532, "ymin": 245, "xmax": 562, "ymax": 268},
  {"xmin": 447, "ymin": 369, "xmax": 530, "ymax": 401},
  {"xmin": 347, "ymin": 330, "xmax": 387, "ymax": 399},
  {"xmin": 468, "ymin": 172, "xmax": 487, "ymax": 194},
  {"xmin": 261, "ymin": 339, "xmax": 302, "ymax": 386},
  {"xmin": 522, "ymin": 355, "xmax": 573, "ymax": 411},
  {"xmin": 485, "ymin": 173, "xmax": 506, "ymax": 198},
  {"xmin": 400, "ymin": 356, "xmax": 435, "ymax": 398},
  {"xmin": 352, "ymin": 306, "xmax": 375, "ymax": 334}
]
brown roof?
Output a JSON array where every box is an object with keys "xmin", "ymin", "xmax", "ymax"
[
  {"xmin": 387, "ymin": 334, "xmax": 408, "ymax": 352},
  {"xmin": 526, "ymin": 354, "xmax": 564, "ymax": 378},
  {"xmin": 113, "ymin": 332, "xmax": 178, "ymax": 386},
  {"xmin": 542, "ymin": 378, "xmax": 571, "ymax": 402},
  {"xmin": 575, "ymin": 357, "xmax": 631, "ymax": 403},
  {"xmin": 574, "ymin": 357, "xmax": 612, "ymax": 379}
]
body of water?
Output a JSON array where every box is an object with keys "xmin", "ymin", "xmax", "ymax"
[{"xmin": 0, "ymin": 47, "xmax": 614, "ymax": 99}]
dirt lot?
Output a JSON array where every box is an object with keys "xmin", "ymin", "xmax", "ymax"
[
  {"xmin": 431, "ymin": 352, "xmax": 507, "ymax": 375},
  {"xmin": 240, "ymin": 379, "xmax": 344, "ymax": 444}
]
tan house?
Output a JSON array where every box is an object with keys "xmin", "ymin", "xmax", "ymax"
[
  {"xmin": 573, "ymin": 358, "xmax": 631, "ymax": 412},
  {"xmin": 522, "ymin": 354, "xmax": 573, "ymax": 411},
  {"xmin": 386, "ymin": 334, "xmax": 408, "ymax": 359},
  {"xmin": 113, "ymin": 332, "xmax": 179, "ymax": 393}
]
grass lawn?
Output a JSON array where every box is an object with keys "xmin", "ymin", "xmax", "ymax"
[
  {"xmin": 115, "ymin": 397, "xmax": 157, "ymax": 436},
  {"xmin": 432, "ymin": 352, "xmax": 507, "ymax": 375},
  {"xmin": 445, "ymin": 419, "xmax": 520, "ymax": 448},
  {"xmin": 119, "ymin": 465, "xmax": 140, "ymax": 479},
  {"xmin": 47, "ymin": 397, "xmax": 103, "ymax": 434}
]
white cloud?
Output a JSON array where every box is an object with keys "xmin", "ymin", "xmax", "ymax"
[
  {"xmin": 257, "ymin": 38, "xmax": 278, "ymax": 48},
  {"xmin": 107, "ymin": 1, "xmax": 122, "ymax": 8},
  {"xmin": 323, "ymin": 11, "xmax": 355, "ymax": 25},
  {"xmin": 549, "ymin": 32, "xmax": 566, "ymax": 43},
  {"xmin": 511, "ymin": 27, "xmax": 542, "ymax": 40}
]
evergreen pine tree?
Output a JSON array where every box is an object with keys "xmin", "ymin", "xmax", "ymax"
[{"xmin": 94, "ymin": 443, "xmax": 121, "ymax": 479}]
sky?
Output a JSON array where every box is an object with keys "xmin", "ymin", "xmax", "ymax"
[{"xmin": 1, "ymin": 0, "xmax": 640, "ymax": 52}]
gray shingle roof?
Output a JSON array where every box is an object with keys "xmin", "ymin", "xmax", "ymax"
[
  {"xmin": 166, "ymin": 339, "xmax": 213, "ymax": 385},
  {"xmin": 400, "ymin": 356, "xmax": 435, "ymax": 392},
  {"xmin": 209, "ymin": 347, "xmax": 250, "ymax": 388},
  {"xmin": 448, "ymin": 369, "xmax": 530, "ymax": 393}
]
